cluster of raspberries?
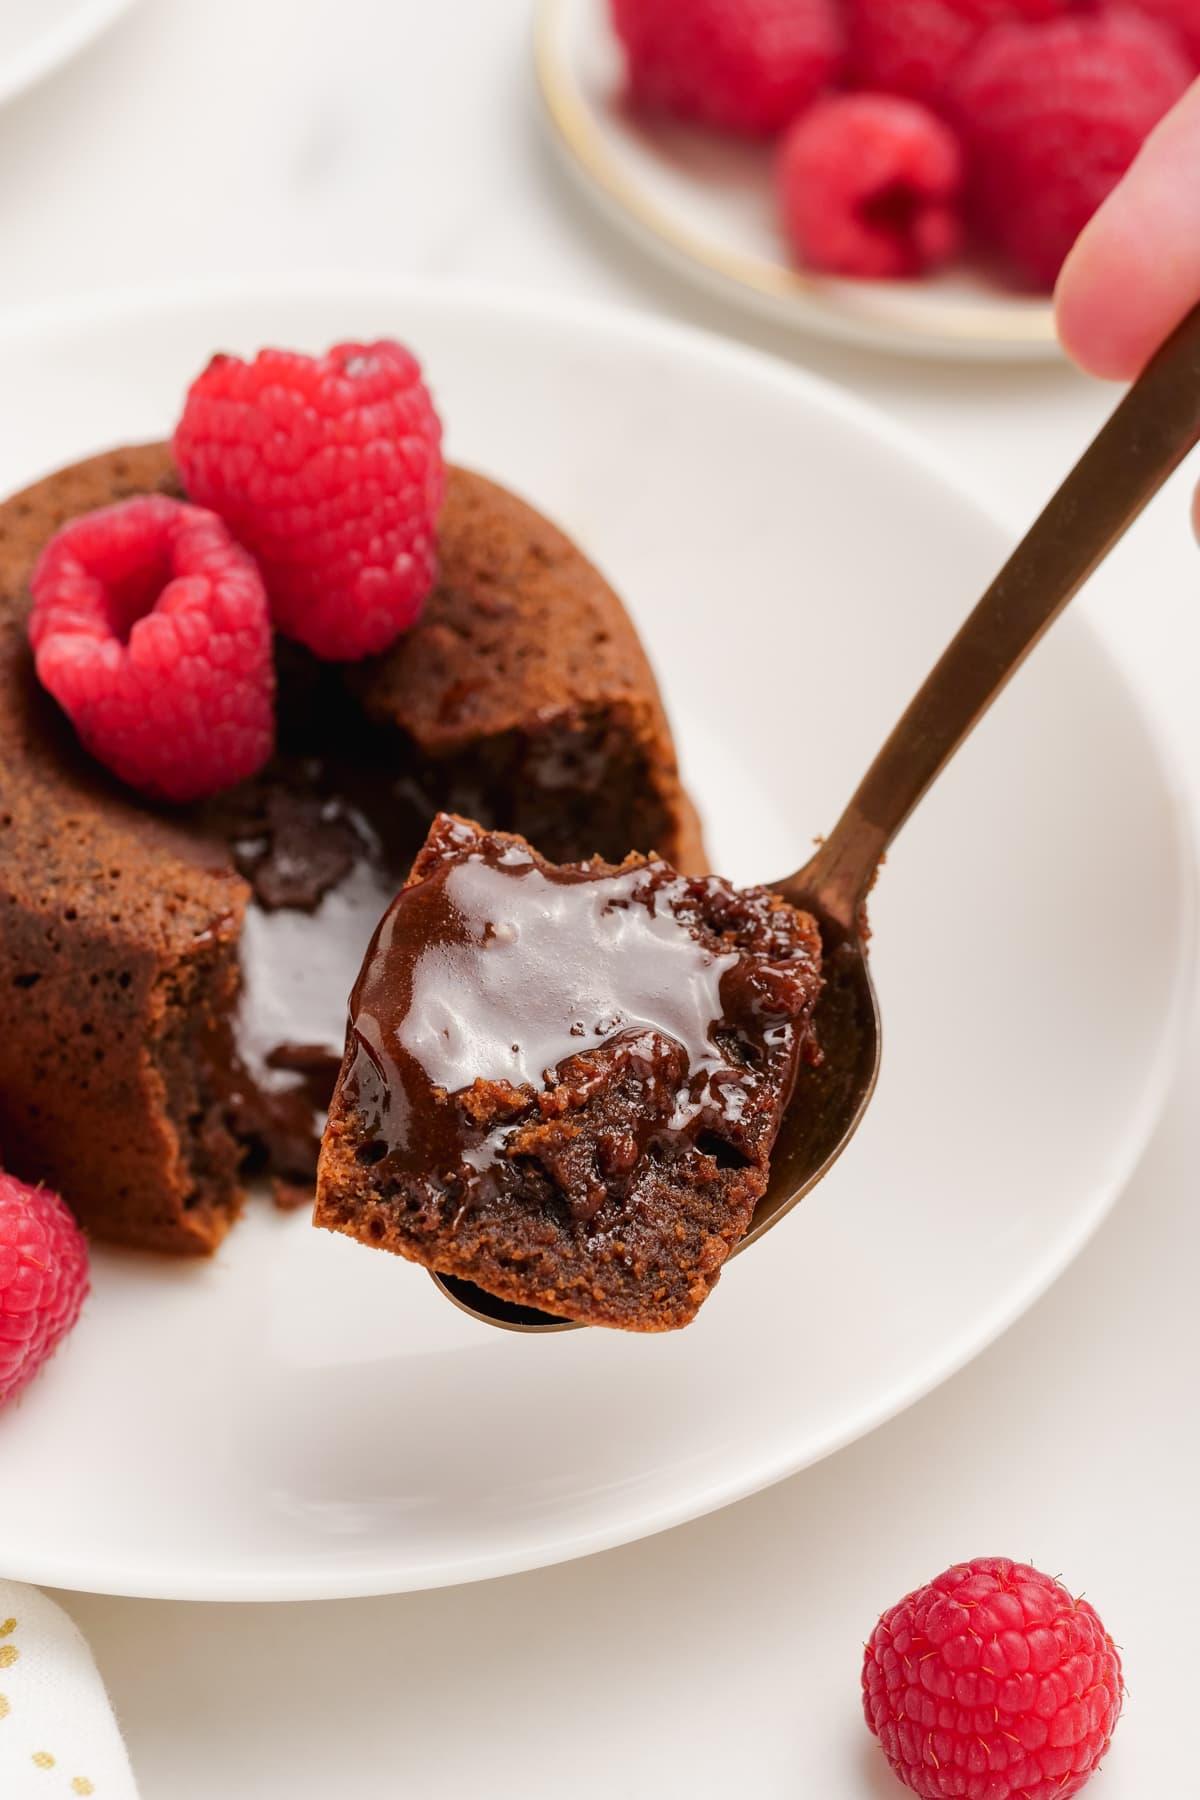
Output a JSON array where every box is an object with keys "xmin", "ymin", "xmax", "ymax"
[
  {"xmin": 28, "ymin": 340, "xmax": 444, "ymax": 803},
  {"xmin": 610, "ymin": 0, "xmax": 1196, "ymax": 287}
]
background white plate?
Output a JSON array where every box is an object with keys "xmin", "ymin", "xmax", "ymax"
[
  {"xmin": 535, "ymin": 0, "xmax": 1059, "ymax": 361},
  {"xmin": 0, "ymin": 278, "xmax": 1189, "ymax": 1601},
  {"xmin": 0, "ymin": 0, "xmax": 139, "ymax": 111}
]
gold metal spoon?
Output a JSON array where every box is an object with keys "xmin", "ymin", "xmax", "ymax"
[{"xmin": 434, "ymin": 304, "xmax": 1200, "ymax": 1333}]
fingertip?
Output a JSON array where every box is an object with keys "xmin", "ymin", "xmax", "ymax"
[
  {"xmin": 1056, "ymin": 81, "xmax": 1200, "ymax": 381},
  {"xmin": 1055, "ymin": 213, "xmax": 1148, "ymax": 382}
]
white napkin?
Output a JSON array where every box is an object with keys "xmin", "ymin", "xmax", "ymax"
[{"xmin": 0, "ymin": 1583, "xmax": 138, "ymax": 1798}]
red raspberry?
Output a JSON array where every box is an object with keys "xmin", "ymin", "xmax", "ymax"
[
  {"xmin": 29, "ymin": 495, "xmax": 274, "ymax": 804},
  {"xmin": 1126, "ymin": 0, "xmax": 1200, "ymax": 65},
  {"xmin": 610, "ymin": 0, "xmax": 844, "ymax": 137},
  {"xmin": 174, "ymin": 341, "xmax": 445, "ymax": 662},
  {"xmin": 863, "ymin": 1558, "xmax": 1123, "ymax": 1799},
  {"xmin": 951, "ymin": 12, "xmax": 1191, "ymax": 287},
  {"xmin": 848, "ymin": 1, "xmax": 1069, "ymax": 109},
  {"xmin": 0, "ymin": 1172, "xmax": 89, "ymax": 1405},
  {"xmin": 777, "ymin": 94, "xmax": 964, "ymax": 277}
]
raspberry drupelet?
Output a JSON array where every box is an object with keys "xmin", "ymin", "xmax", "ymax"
[
  {"xmin": 1131, "ymin": 0, "xmax": 1200, "ymax": 69},
  {"xmin": 610, "ymin": 0, "xmax": 844, "ymax": 137},
  {"xmin": 848, "ymin": 0, "xmax": 1069, "ymax": 111},
  {"xmin": 951, "ymin": 11, "xmax": 1191, "ymax": 287}
]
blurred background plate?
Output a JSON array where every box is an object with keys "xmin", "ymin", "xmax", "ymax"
[
  {"xmin": 0, "ymin": 0, "xmax": 139, "ymax": 110},
  {"xmin": 0, "ymin": 276, "xmax": 1188, "ymax": 1600},
  {"xmin": 535, "ymin": 0, "xmax": 1059, "ymax": 361}
]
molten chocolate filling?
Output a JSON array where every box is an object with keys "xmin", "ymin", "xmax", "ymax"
[{"xmin": 204, "ymin": 756, "xmax": 434, "ymax": 1189}]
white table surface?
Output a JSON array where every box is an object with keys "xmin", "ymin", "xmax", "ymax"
[{"xmin": 3, "ymin": 2, "xmax": 1197, "ymax": 1793}]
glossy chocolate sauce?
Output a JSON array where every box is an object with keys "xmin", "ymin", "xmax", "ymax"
[
  {"xmin": 342, "ymin": 818, "xmax": 820, "ymax": 1223},
  {"xmin": 205, "ymin": 757, "xmax": 433, "ymax": 1183}
]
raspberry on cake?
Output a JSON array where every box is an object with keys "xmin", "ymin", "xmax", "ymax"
[
  {"xmin": 0, "ymin": 444, "xmax": 705, "ymax": 1254},
  {"xmin": 611, "ymin": 0, "xmax": 844, "ymax": 137},
  {"xmin": 174, "ymin": 340, "xmax": 444, "ymax": 661},
  {"xmin": 863, "ymin": 1558, "xmax": 1123, "ymax": 1798},
  {"xmin": 777, "ymin": 93, "xmax": 964, "ymax": 278},
  {"xmin": 315, "ymin": 814, "xmax": 822, "ymax": 1331},
  {"xmin": 28, "ymin": 494, "xmax": 274, "ymax": 804}
]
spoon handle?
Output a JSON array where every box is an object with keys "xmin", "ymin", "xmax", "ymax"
[{"xmin": 783, "ymin": 302, "xmax": 1200, "ymax": 935}]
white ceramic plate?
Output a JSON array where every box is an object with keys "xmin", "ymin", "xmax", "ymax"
[
  {"xmin": 535, "ymin": 0, "xmax": 1059, "ymax": 361},
  {"xmin": 0, "ymin": 277, "xmax": 1189, "ymax": 1601},
  {"xmin": 0, "ymin": 0, "xmax": 138, "ymax": 111}
]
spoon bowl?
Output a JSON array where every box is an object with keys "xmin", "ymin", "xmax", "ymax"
[
  {"xmin": 432, "ymin": 909, "xmax": 880, "ymax": 1331},
  {"xmin": 433, "ymin": 302, "xmax": 1200, "ymax": 1333},
  {"xmin": 740, "ymin": 919, "xmax": 880, "ymax": 1251}
]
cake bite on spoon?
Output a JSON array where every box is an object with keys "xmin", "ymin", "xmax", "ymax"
[
  {"xmin": 315, "ymin": 812, "xmax": 824, "ymax": 1330},
  {"xmin": 317, "ymin": 302, "xmax": 1200, "ymax": 1332}
]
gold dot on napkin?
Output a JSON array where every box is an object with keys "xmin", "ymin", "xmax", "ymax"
[
  {"xmin": 0, "ymin": 1646, "xmax": 19, "ymax": 1670},
  {"xmin": 31, "ymin": 1750, "xmax": 55, "ymax": 1768}
]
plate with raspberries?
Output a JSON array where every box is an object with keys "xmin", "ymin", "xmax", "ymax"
[
  {"xmin": 536, "ymin": 0, "xmax": 1198, "ymax": 358},
  {"xmin": 0, "ymin": 276, "xmax": 1191, "ymax": 1600}
]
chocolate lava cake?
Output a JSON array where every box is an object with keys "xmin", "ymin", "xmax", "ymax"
[
  {"xmin": 315, "ymin": 815, "xmax": 823, "ymax": 1330},
  {"xmin": 0, "ymin": 444, "xmax": 704, "ymax": 1253}
]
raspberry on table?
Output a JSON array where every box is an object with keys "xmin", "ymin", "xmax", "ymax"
[
  {"xmin": 777, "ymin": 94, "xmax": 964, "ymax": 278},
  {"xmin": 174, "ymin": 340, "xmax": 445, "ymax": 662},
  {"xmin": 0, "ymin": 1172, "xmax": 89, "ymax": 1405},
  {"xmin": 863, "ymin": 1558, "xmax": 1123, "ymax": 1800},
  {"xmin": 848, "ymin": 0, "xmax": 1069, "ymax": 110},
  {"xmin": 951, "ymin": 11, "xmax": 1191, "ymax": 287},
  {"xmin": 610, "ymin": 0, "xmax": 844, "ymax": 137},
  {"xmin": 29, "ymin": 495, "xmax": 275, "ymax": 804}
]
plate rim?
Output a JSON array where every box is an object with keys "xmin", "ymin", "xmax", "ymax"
[
  {"xmin": 0, "ymin": 0, "xmax": 140, "ymax": 112},
  {"xmin": 533, "ymin": 0, "xmax": 1061, "ymax": 361},
  {"xmin": 0, "ymin": 272, "xmax": 1193, "ymax": 1600}
]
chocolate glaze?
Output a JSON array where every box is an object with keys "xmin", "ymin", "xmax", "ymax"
[{"xmin": 342, "ymin": 815, "xmax": 820, "ymax": 1225}]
